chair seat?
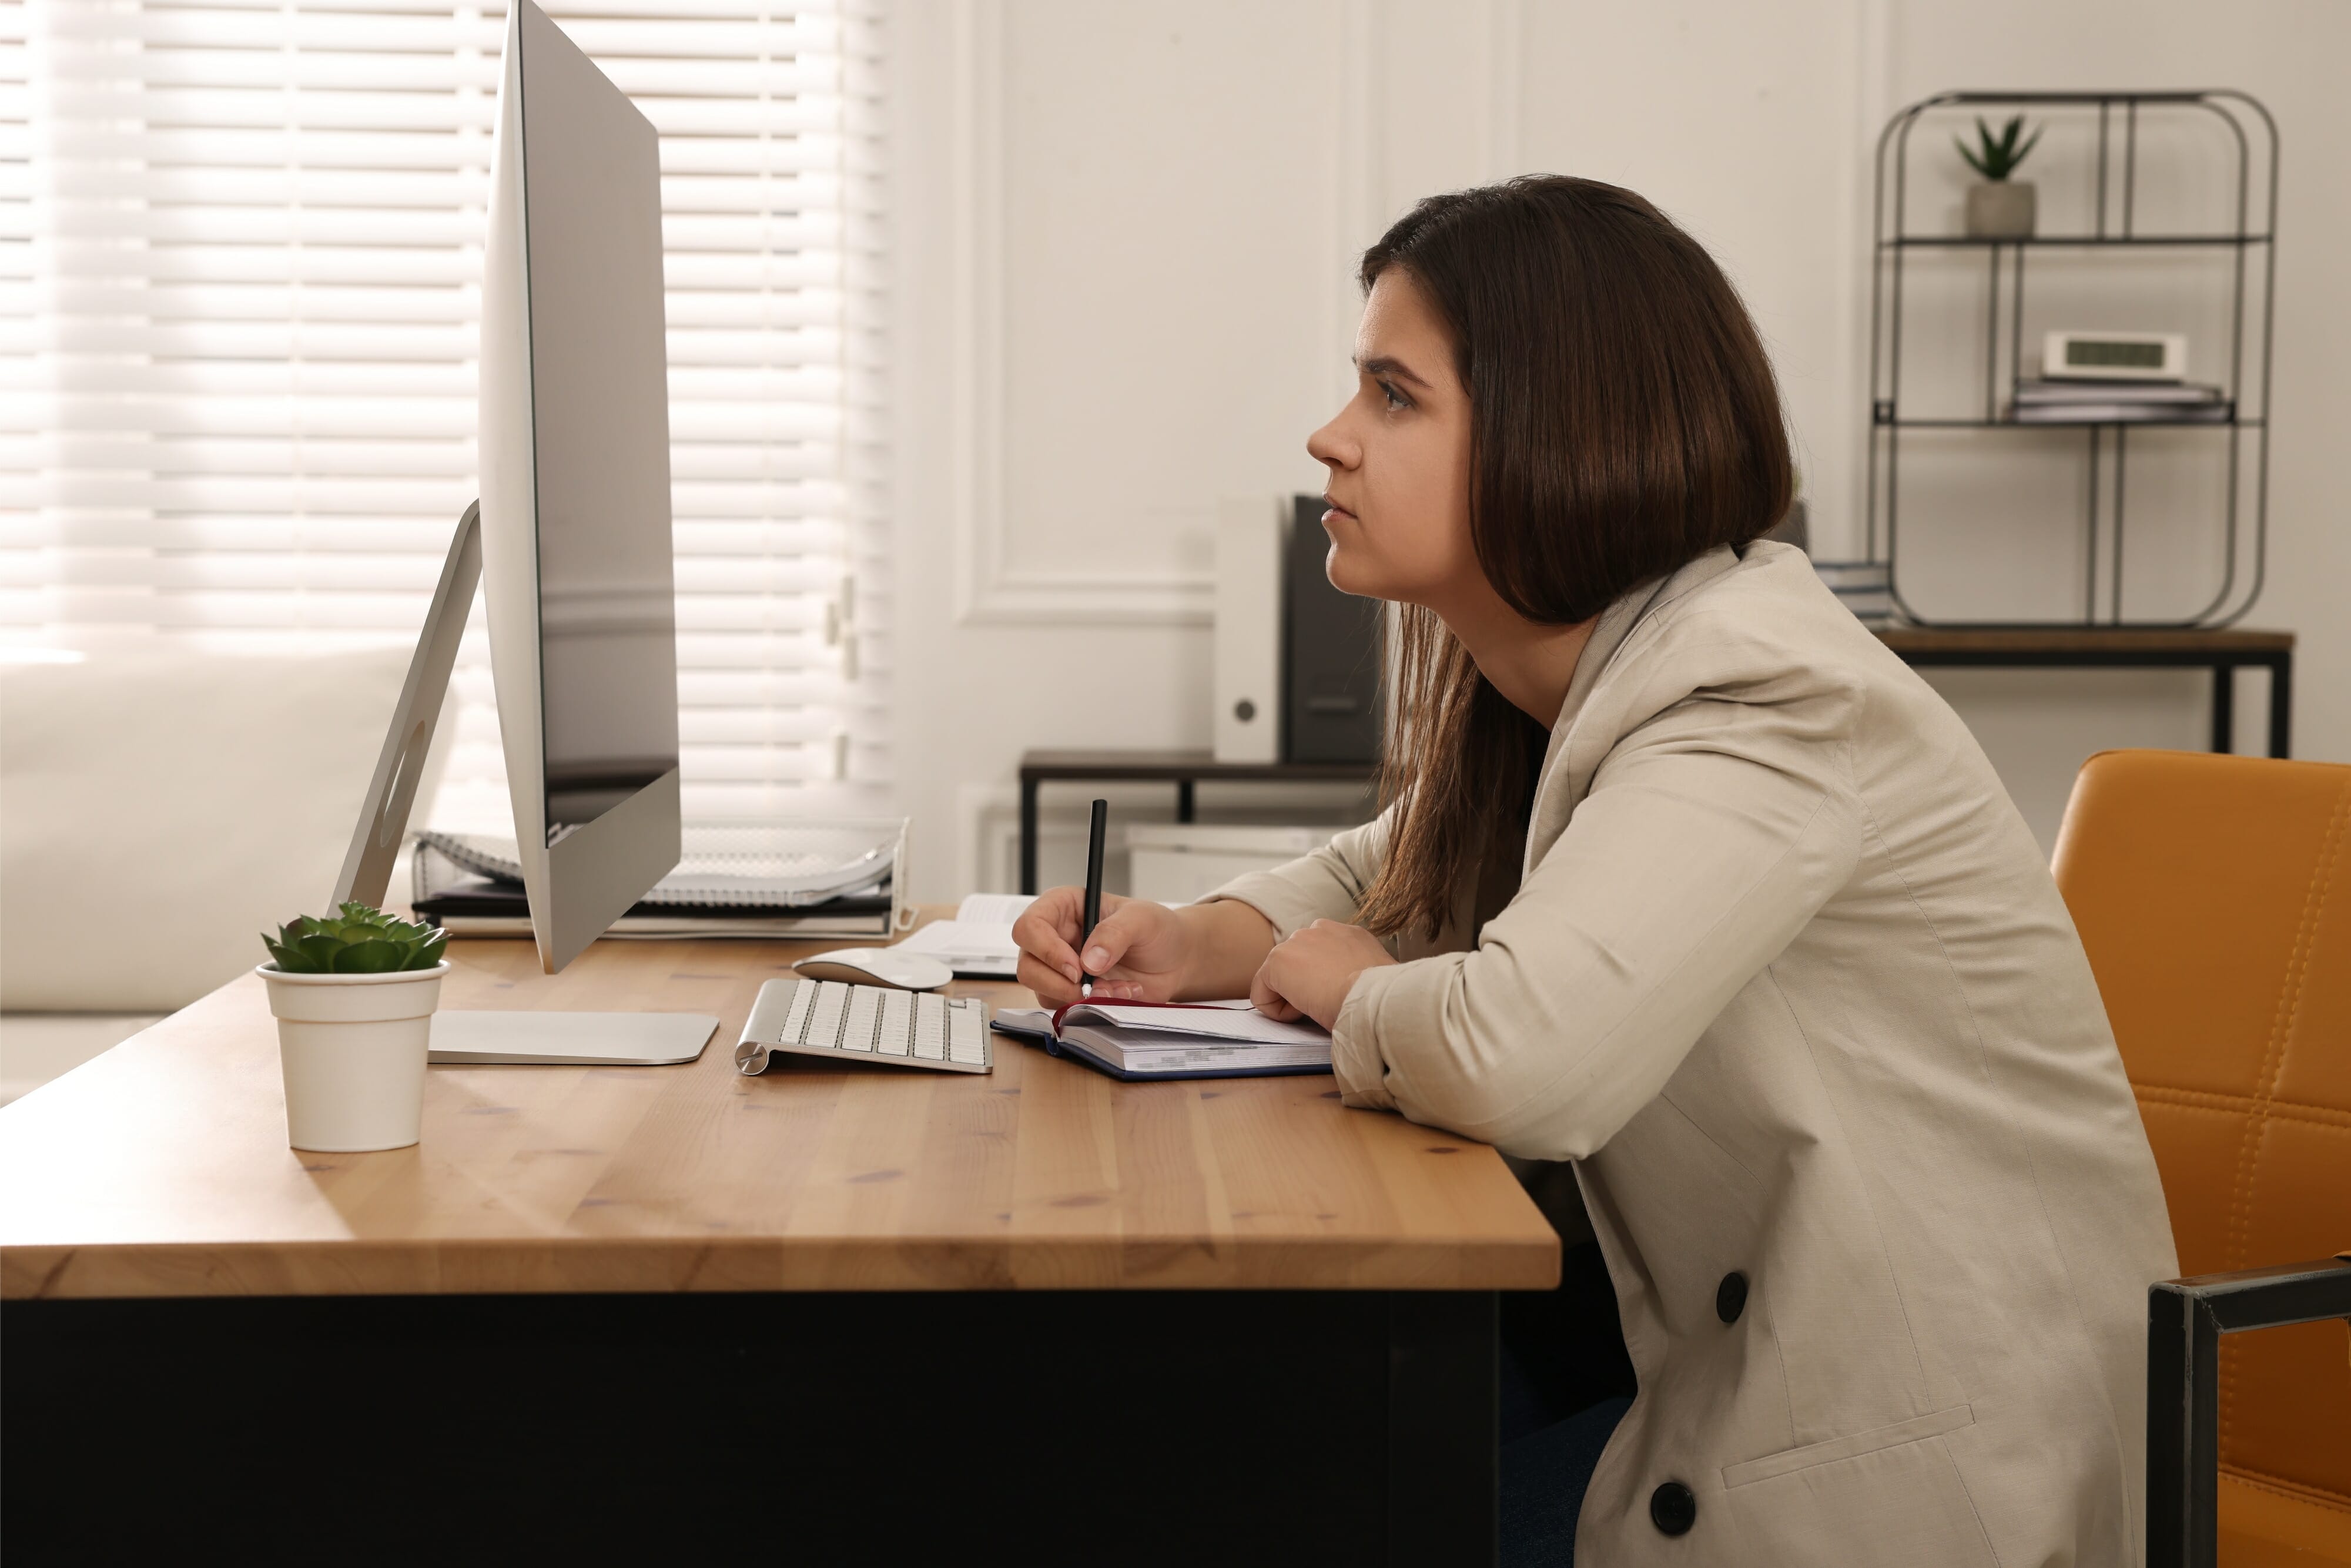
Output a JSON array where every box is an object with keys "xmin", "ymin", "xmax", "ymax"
[{"xmin": 2222, "ymin": 1472, "xmax": 2351, "ymax": 1565}]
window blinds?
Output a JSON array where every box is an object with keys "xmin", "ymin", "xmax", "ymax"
[{"xmin": 3, "ymin": 0, "xmax": 889, "ymax": 829}]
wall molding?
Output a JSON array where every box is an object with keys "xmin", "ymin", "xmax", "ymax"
[
  {"xmin": 950, "ymin": 0, "xmax": 1383, "ymax": 628},
  {"xmin": 947, "ymin": 0, "xmax": 1208, "ymax": 626}
]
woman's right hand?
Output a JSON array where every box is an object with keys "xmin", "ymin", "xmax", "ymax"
[{"xmin": 1012, "ymin": 889, "xmax": 1191, "ymax": 1008}]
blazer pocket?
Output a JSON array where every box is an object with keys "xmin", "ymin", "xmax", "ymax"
[{"xmin": 1722, "ymin": 1404, "xmax": 1976, "ymax": 1490}]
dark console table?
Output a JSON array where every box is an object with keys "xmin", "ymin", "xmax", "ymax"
[
  {"xmin": 1017, "ymin": 628, "xmax": 2292, "ymax": 894},
  {"xmin": 1017, "ymin": 751, "xmax": 1374, "ymax": 894},
  {"xmin": 1874, "ymin": 627, "xmax": 2294, "ymax": 759}
]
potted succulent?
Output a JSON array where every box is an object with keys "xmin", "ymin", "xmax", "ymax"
[
  {"xmin": 259, "ymin": 903, "xmax": 450, "ymax": 1152},
  {"xmin": 1958, "ymin": 114, "xmax": 2041, "ymax": 239}
]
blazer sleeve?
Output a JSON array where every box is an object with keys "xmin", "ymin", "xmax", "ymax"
[
  {"xmin": 1332, "ymin": 649, "xmax": 1865, "ymax": 1162},
  {"xmin": 1197, "ymin": 809, "xmax": 1392, "ymax": 939}
]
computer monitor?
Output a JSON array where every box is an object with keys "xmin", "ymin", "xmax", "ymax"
[
  {"xmin": 331, "ymin": 0, "xmax": 689, "ymax": 989},
  {"xmin": 478, "ymin": 0, "xmax": 681, "ymax": 972}
]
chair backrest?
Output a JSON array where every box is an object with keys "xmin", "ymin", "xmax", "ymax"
[
  {"xmin": 2051, "ymin": 749, "xmax": 2351, "ymax": 1520},
  {"xmin": 0, "ymin": 639, "xmax": 425, "ymax": 1011}
]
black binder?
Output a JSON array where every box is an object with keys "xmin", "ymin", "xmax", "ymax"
[{"xmin": 1283, "ymin": 492, "xmax": 1382, "ymax": 764}]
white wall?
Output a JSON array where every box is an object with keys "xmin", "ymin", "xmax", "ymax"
[{"xmin": 888, "ymin": 0, "xmax": 2349, "ymax": 902}]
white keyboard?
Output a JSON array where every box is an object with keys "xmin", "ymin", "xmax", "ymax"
[{"xmin": 733, "ymin": 978, "xmax": 992, "ymax": 1076}]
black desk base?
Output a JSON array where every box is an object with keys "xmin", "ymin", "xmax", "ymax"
[
  {"xmin": 4, "ymin": 1288, "xmax": 1495, "ymax": 1566},
  {"xmin": 1017, "ymin": 751, "xmax": 1375, "ymax": 895}
]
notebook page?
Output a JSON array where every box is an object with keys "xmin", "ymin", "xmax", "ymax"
[
  {"xmin": 1061, "ymin": 1003, "xmax": 1329, "ymax": 1047},
  {"xmin": 956, "ymin": 893, "xmax": 1034, "ymax": 924}
]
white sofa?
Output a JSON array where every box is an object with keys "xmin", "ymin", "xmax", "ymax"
[{"xmin": 1, "ymin": 639, "xmax": 432, "ymax": 1101}]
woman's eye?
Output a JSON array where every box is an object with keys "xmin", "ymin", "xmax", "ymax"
[{"xmin": 1378, "ymin": 380, "xmax": 1411, "ymax": 411}]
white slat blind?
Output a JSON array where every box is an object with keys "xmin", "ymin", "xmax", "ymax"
[{"xmin": 3, "ymin": 0, "xmax": 890, "ymax": 829}]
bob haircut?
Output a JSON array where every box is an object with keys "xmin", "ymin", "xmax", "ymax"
[{"xmin": 1354, "ymin": 176, "xmax": 1795, "ymax": 942}]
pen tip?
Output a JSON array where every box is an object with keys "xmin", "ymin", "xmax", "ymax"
[{"xmin": 1080, "ymin": 981, "xmax": 1092, "ymax": 999}]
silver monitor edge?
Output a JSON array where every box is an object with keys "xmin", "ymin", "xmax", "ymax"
[{"xmin": 480, "ymin": 0, "xmax": 683, "ymax": 974}]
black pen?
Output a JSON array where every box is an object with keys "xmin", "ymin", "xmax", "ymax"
[{"xmin": 1079, "ymin": 798, "xmax": 1108, "ymax": 998}]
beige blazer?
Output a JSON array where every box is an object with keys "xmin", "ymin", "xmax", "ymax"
[{"xmin": 1208, "ymin": 542, "xmax": 2177, "ymax": 1567}]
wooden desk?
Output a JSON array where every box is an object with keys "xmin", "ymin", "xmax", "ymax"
[{"xmin": 1, "ymin": 919, "xmax": 1555, "ymax": 1564}]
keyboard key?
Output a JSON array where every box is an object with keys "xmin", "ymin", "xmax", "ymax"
[
  {"xmin": 840, "ymin": 987, "xmax": 880, "ymax": 1052},
  {"xmin": 779, "ymin": 979, "xmax": 816, "ymax": 1044},
  {"xmin": 878, "ymin": 991, "xmax": 913, "ymax": 1056},
  {"xmin": 948, "ymin": 1003, "xmax": 984, "ymax": 1065},
  {"xmin": 805, "ymin": 981, "xmax": 848, "ymax": 1051}
]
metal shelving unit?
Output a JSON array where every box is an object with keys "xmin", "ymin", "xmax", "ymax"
[{"xmin": 1866, "ymin": 91, "xmax": 2279, "ymax": 628}]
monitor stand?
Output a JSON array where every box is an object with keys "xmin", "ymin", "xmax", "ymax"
[
  {"xmin": 428, "ymin": 1010, "xmax": 716, "ymax": 1066},
  {"xmin": 330, "ymin": 501, "xmax": 719, "ymax": 1067}
]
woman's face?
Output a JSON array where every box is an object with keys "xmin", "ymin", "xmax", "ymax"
[{"xmin": 1307, "ymin": 268, "xmax": 1480, "ymax": 610}]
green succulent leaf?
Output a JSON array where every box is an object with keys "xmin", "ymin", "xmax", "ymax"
[
  {"xmin": 293, "ymin": 932, "xmax": 344, "ymax": 970},
  {"xmin": 1961, "ymin": 113, "xmax": 2039, "ymax": 181},
  {"xmin": 262, "ymin": 902, "xmax": 447, "ymax": 974},
  {"xmin": 332, "ymin": 939, "xmax": 404, "ymax": 974}
]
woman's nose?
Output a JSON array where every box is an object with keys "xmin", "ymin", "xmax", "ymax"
[{"xmin": 1307, "ymin": 413, "xmax": 1358, "ymax": 471}]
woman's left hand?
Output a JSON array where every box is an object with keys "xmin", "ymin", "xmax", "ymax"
[{"xmin": 1249, "ymin": 919, "xmax": 1396, "ymax": 1030}]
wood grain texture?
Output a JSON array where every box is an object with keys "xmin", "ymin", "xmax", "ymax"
[{"xmin": 0, "ymin": 913, "xmax": 1557, "ymax": 1299}]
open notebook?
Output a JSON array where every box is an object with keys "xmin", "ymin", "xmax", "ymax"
[{"xmin": 990, "ymin": 999, "xmax": 1332, "ymax": 1082}]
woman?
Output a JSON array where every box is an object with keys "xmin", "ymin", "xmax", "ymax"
[{"xmin": 1012, "ymin": 177, "xmax": 2175, "ymax": 1567}]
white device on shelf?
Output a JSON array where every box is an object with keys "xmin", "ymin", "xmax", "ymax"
[
  {"xmin": 792, "ymin": 947, "xmax": 952, "ymax": 991},
  {"xmin": 2042, "ymin": 330, "xmax": 2188, "ymax": 381},
  {"xmin": 1213, "ymin": 495, "xmax": 1284, "ymax": 764},
  {"xmin": 734, "ymin": 979, "xmax": 992, "ymax": 1076}
]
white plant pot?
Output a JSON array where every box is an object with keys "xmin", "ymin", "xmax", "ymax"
[{"xmin": 259, "ymin": 961, "xmax": 450, "ymax": 1152}]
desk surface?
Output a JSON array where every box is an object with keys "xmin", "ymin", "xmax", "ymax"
[{"xmin": 0, "ymin": 914, "xmax": 1556, "ymax": 1300}]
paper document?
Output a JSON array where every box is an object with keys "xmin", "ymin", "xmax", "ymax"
[
  {"xmin": 892, "ymin": 892, "xmax": 1035, "ymax": 978},
  {"xmin": 414, "ymin": 822, "xmax": 902, "ymax": 909}
]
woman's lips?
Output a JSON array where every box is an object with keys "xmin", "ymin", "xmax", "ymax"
[{"xmin": 1322, "ymin": 498, "xmax": 1356, "ymax": 528}]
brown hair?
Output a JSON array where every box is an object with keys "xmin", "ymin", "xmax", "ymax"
[{"xmin": 1354, "ymin": 176, "xmax": 1794, "ymax": 941}]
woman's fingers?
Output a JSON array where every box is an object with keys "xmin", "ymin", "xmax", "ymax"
[
  {"xmin": 1075, "ymin": 899, "xmax": 1154, "ymax": 979},
  {"xmin": 1011, "ymin": 888, "xmax": 1087, "ymax": 985},
  {"xmin": 1249, "ymin": 957, "xmax": 1303, "ymax": 1021},
  {"xmin": 1017, "ymin": 950, "xmax": 1083, "ymax": 1006}
]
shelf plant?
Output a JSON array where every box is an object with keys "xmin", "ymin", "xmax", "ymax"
[{"xmin": 1957, "ymin": 114, "xmax": 2042, "ymax": 239}]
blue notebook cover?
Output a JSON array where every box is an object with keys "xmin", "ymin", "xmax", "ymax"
[{"xmin": 989, "ymin": 1018, "xmax": 1333, "ymax": 1083}]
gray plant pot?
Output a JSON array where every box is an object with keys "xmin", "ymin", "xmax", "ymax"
[{"xmin": 1965, "ymin": 180, "xmax": 2037, "ymax": 239}]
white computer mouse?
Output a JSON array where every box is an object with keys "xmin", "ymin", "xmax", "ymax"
[{"xmin": 791, "ymin": 947, "xmax": 954, "ymax": 991}]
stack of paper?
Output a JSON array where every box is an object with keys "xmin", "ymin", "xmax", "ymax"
[
  {"xmin": 892, "ymin": 892, "xmax": 1033, "ymax": 978},
  {"xmin": 2009, "ymin": 379, "xmax": 2230, "ymax": 424},
  {"xmin": 409, "ymin": 822, "xmax": 905, "ymax": 940}
]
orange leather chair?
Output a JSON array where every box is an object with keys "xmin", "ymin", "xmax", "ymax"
[{"xmin": 2053, "ymin": 750, "xmax": 2351, "ymax": 1568}]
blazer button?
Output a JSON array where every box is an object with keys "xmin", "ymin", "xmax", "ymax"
[
  {"xmin": 1716, "ymin": 1271, "xmax": 1749, "ymax": 1324},
  {"xmin": 1650, "ymin": 1481, "xmax": 1697, "ymax": 1536}
]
